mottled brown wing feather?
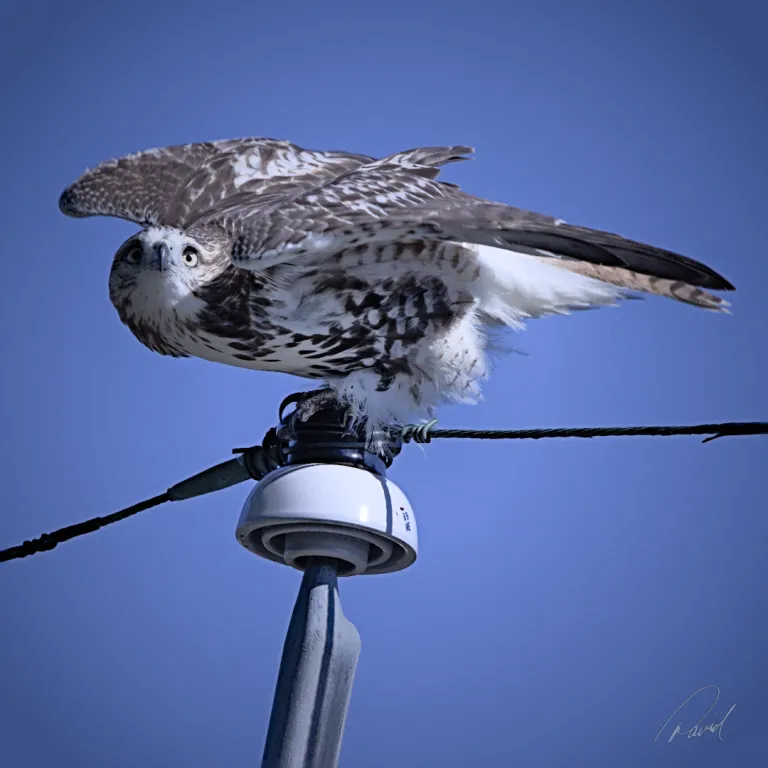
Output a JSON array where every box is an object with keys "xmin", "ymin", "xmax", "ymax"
[
  {"xmin": 59, "ymin": 140, "xmax": 246, "ymax": 225},
  {"xmin": 361, "ymin": 146, "xmax": 473, "ymax": 180},
  {"xmin": 168, "ymin": 143, "xmax": 375, "ymax": 228},
  {"xmin": 58, "ymin": 138, "xmax": 375, "ymax": 228},
  {"xmin": 200, "ymin": 146, "xmax": 474, "ymax": 237},
  {"xmin": 227, "ymin": 164, "xmax": 734, "ymax": 294},
  {"xmin": 59, "ymin": 139, "xmax": 472, "ymax": 231}
]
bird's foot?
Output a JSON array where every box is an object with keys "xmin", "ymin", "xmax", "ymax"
[
  {"xmin": 291, "ymin": 388, "xmax": 342, "ymax": 423},
  {"xmin": 278, "ymin": 388, "xmax": 402, "ymax": 466}
]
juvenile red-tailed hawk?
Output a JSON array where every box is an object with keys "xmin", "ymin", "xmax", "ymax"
[{"xmin": 59, "ymin": 138, "xmax": 733, "ymax": 442}]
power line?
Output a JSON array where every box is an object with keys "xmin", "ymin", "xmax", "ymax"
[
  {"xmin": 2, "ymin": 419, "xmax": 765, "ymax": 564},
  {"xmin": 400, "ymin": 420, "xmax": 768, "ymax": 444},
  {"xmin": 0, "ymin": 493, "xmax": 170, "ymax": 563}
]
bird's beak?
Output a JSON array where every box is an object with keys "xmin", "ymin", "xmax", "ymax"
[{"xmin": 153, "ymin": 242, "xmax": 170, "ymax": 272}]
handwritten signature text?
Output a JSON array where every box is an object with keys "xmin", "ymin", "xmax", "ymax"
[{"xmin": 654, "ymin": 685, "xmax": 736, "ymax": 743}]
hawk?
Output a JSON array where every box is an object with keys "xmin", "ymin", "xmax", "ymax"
[{"xmin": 59, "ymin": 138, "xmax": 733, "ymax": 445}]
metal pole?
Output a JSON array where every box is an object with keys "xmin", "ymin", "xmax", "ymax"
[
  {"xmin": 234, "ymin": 400, "xmax": 415, "ymax": 766},
  {"xmin": 262, "ymin": 557, "xmax": 361, "ymax": 768}
]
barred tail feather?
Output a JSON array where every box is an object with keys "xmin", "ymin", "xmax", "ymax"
[{"xmin": 531, "ymin": 258, "xmax": 730, "ymax": 312}]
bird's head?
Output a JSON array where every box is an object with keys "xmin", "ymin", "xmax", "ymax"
[{"xmin": 108, "ymin": 225, "xmax": 230, "ymax": 339}]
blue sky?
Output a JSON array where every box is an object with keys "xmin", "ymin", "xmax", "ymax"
[{"xmin": 1, "ymin": 0, "xmax": 766, "ymax": 765}]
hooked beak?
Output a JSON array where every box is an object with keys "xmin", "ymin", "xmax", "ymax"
[{"xmin": 153, "ymin": 242, "xmax": 170, "ymax": 272}]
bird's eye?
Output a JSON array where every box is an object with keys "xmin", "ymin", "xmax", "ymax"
[
  {"xmin": 125, "ymin": 246, "xmax": 142, "ymax": 265},
  {"xmin": 182, "ymin": 246, "xmax": 199, "ymax": 267}
]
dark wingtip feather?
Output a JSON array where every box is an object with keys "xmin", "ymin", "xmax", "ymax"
[
  {"xmin": 711, "ymin": 273, "xmax": 736, "ymax": 291},
  {"xmin": 519, "ymin": 220, "xmax": 737, "ymax": 293}
]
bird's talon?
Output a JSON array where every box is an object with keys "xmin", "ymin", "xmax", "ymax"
[{"xmin": 290, "ymin": 388, "xmax": 340, "ymax": 424}]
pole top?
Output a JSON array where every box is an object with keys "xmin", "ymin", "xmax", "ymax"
[
  {"xmin": 235, "ymin": 390, "xmax": 417, "ymax": 575},
  {"xmin": 236, "ymin": 463, "xmax": 418, "ymax": 575}
]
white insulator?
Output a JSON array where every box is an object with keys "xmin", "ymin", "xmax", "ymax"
[{"xmin": 235, "ymin": 463, "xmax": 418, "ymax": 576}]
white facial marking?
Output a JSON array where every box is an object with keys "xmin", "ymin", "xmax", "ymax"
[{"xmin": 109, "ymin": 226, "xmax": 211, "ymax": 336}]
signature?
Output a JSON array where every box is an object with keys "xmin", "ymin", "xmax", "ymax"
[{"xmin": 654, "ymin": 685, "xmax": 736, "ymax": 743}]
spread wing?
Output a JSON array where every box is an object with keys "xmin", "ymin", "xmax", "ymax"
[
  {"xmin": 58, "ymin": 138, "xmax": 374, "ymax": 228},
  {"xmin": 224, "ymin": 155, "xmax": 734, "ymax": 307},
  {"xmin": 194, "ymin": 145, "xmax": 473, "ymax": 233}
]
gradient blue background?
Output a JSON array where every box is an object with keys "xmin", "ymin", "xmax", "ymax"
[{"xmin": 1, "ymin": 1, "xmax": 766, "ymax": 765}]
